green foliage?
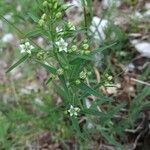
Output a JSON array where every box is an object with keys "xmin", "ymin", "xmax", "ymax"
[
  {"xmin": 6, "ymin": 54, "xmax": 29, "ymax": 73},
  {"xmin": 0, "ymin": 113, "xmax": 10, "ymax": 149},
  {"xmin": 1, "ymin": 0, "xmax": 149, "ymax": 149}
]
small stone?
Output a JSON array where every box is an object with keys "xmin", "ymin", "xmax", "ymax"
[
  {"xmin": 2, "ymin": 33, "xmax": 14, "ymax": 43},
  {"xmin": 131, "ymin": 40, "xmax": 150, "ymax": 58}
]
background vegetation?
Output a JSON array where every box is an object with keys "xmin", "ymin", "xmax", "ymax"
[{"xmin": 0, "ymin": 0, "xmax": 150, "ymax": 149}]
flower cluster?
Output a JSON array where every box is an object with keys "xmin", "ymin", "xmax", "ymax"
[
  {"xmin": 56, "ymin": 38, "xmax": 68, "ymax": 52},
  {"xmin": 104, "ymin": 73, "xmax": 113, "ymax": 85},
  {"xmin": 79, "ymin": 70, "xmax": 87, "ymax": 79},
  {"xmin": 38, "ymin": 13, "xmax": 47, "ymax": 27},
  {"xmin": 57, "ymin": 68, "xmax": 64, "ymax": 75},
  {"xmin": 20, "ymin": 42, "xmax": 34, "ymax": 54},
  {"xmin": 68, "ymin": 105, "xmax": 80, "ymax": 117}
]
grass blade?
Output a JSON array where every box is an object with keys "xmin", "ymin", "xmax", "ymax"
[
  {"xmin": 6, "ymin": 54, "xmax": 29, "ymax": 73},
  {"xmin": 36, "ymin": 60, "xmax": 57, "ymax": 75}
]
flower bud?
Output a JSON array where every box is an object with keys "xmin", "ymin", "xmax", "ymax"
[
  {"xmin": 54, "ymin": 2, "xmax": 58, "ymax": 9},
  {"xmin": 75, "ymin": 79, "xmax": 81, "ymax": 85},
  {"xmin": 38, "ymin": 19, "xmax": 45, "ymax": 27},
  {"xmin": 83, "ymin": 39, "xmax": 88, "ymax": 43},
  {"xmin": 79, "ymin": 71, "xmax": 86, "ymax": 79},
  {"xmin": 87, "ymin": 71, "xmax": 92, "ymax": 76},
  {"xmin": 68, "ymin": 49, "xmax": 72, "ymax": 53},
  {"xmin": 41, "ymin": 13, "xmax": 46, "ymax": 20},
  {"xmin": 83, "ymin": 43, "xmax": 89, "ymax": 50},
  {"xmin": 64, "ymin": 66, "xmax": 69, "ymax": 70},
  {"xmin": 84, "ymin": 51, "xmax": 90, "ymax": 55},
  {"xmin": 57, "ymin": 68, "xmax": 64, "ymax": 75},
  {"xmin": 81, "ymin": 50, "xmax": 84, "ymax": 55},
  {"xmin": 55, "ymin": 12, "xmax": 62, "ymax": 18},
  {"xmin": 36, "ymin": 51, "xmax": 46, "ymax": 60},
  {"xmin": 43, "ymin": 1, "xmax": 48, "ymax": 7},
  {"xmin": 71, "ymin": 45, "xmax": 77, "ymax": 51}
]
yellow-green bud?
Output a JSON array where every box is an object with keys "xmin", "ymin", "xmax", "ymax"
[
  {"xmin": 41, "ymin": 13, "xmax": 46, "ymax": 20},
  {"xmin": 75, "ymin": 79, "xmax": 81, "ymax": 85},
  {"xmin": 79, "ymin": 71, "xmax": 86, "ymax": 79},
  {"xmin": 37, "ymin": 52, "xmax": 45, "ymax": 60},
  {"xmin": 38, "ymin": 19, "xmax": 45, "ymax": 27},
  {"xmin": 54, "ymin": 2, "xmax": 58, "ymax": 9},
  {"xmin": 55, "ymin": 12, "xmax": 62, "ymax": 18},
  {"xmin": 81, "ymin": 50, "xmax": 84, "ymax": 55},
  {"xmin": 84, "ymin": 51, "xmax": 90, "ymax": 55},
  {"xmin": 64, "ymin": 66, "xmax": 69, "ymax": 70},
  {"xmin": 71, "ymin": 45, "xmax": 77, "ymax": 51},
  {"xmin": 57, "ymin": 68, "xmax": 64, "ymax": 75},
  {"xmin": 87, "ymin": 71, "xmax": 92, "ymax": 76},
  {"xmin": 83, "ymin": 39, "xmax": 88, "ymax": 43},
  {"xmin": 68, "ymin": 49, "xmax": 72, "ymax": 53},
  {"xmin": 83, "ymin": 43, "xmax": 89, "ymax": 50},
  {"xmin": 43, "ymin": 1, "xmax": 48, "ymax": 7}
]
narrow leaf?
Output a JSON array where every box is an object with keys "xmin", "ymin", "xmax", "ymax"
[
  {"xmin": 36, "ymin": 60, "xmax": 57, "ymax": 75},
  {"xmin": 6, "ymin": 54, "xmax": 29, "ymax": 73},
  {"xmin": 91, "ymin": 42, "xmax": 117, "ymax": 54},
  {"xmin": 46, "ymin": 77, "xmax": 53, "ymax": 85},
  {"xmin": 78, "ymin": 82, "xmax": 102, "ymax": 97}
]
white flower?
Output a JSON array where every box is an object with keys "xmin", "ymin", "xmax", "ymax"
[
  {"xmin": 56, "ymin": 38, "xmax": 68, "ymax": 52},
  {"xmin": 68, "ymin": 105, "xmax": 80, "ymax": 116},
  {"xmin": 20, "ymin": 42, "xmax": 34, "ymax": 54}
]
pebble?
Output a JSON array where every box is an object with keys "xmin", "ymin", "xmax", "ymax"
[
  {"xmin": 2, "ymin": 33, "xmax": 14, "ymax": 43},
  {"xmin": 131, "ymin": 40, "xmax": 150, "ymax": 58},
  {"xmin": 143, "ymin": 10, "xmax": 150, "ymax": 17},
  {"xmin": 102, "ymin": 0, "xmax": 121, "ymax": 9},
  {"xmin": 90, "ymin": 16, "xmax": 108, "ymax": 41}
]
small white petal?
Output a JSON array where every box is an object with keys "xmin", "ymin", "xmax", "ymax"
[
  {"xmin": 20, "ymin": 49, "xmax": 25, "ymax": 53},
  {"xmin": 74, "ymin": 112, "xmax": 78, "ymax": 116},
  {"xmin": 30, "ymin": 45, "xmax": 34, "ymax": 50},
  {"xmin": 60, "ymin": 38, "xmax": 64, "ymax": 42},
  {"xmin": 74, "ymin": 108, "xmax": 79, "ymax": 111},
  {"xmin": 20, "ymin": 44, "xmax": 25, "ymax": 49},
  {"xmin": 27, "ymin": 50, "xmax": 31, "ymax": 54},
  {"xmin": 59, "ymin": 48, "xmax": 63, "ymax": 52},
  {"xmin": 25, "ymin": 42, "xmax": 30, "ymax": 46},
  {"xmin": 64, "ymin": 42, "xmax": 68, "ymax": 47},
  {"xmin": 55, "ymin": 42, "xmax": 59, "ymax": 45},
  {"xmin": 64, "ymin": 48, "xmax": 68, "ymax": 52}
]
